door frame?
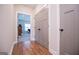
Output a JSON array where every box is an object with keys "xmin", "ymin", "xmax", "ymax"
[{"xmin": 16, "ymin": 11, "xmax": 32, "ymax": 42}]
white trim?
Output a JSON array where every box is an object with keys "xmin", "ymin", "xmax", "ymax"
[
  {"xmin": 30, "ymin": 37, "xmax": 35, "ymax": 41},
  {"xmin": 48, "ymin": 4, "xmax": 60, "ymax": 55},
  {"xmin": 16, "ymin": 11, "xmax": 32, "ymax": 16},
  {"xmin": 49, "ymin": 48, "xmax": 60, "ymax": 55},
  {"xmin": 9, "ymin": 41, "xmax": 17, "ymax": 55},
  {"xmin": 49, "ymin": 48, "xmax": 53, "ymax": 55},
  {"xmin": 52, "ymin": 50, "xmax": 60, "ymax": 55},
  {"xmin": 34, "ymin": 4, "xmax": 48, "ymax": 16},
  {"xmin": 57, "ymin": 4, "xmax": 60, "ymax": 55}
]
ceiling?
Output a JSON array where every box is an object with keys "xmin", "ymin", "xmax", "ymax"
[
  {"xmin": 23, "ymin": 4, "xmax": 38, "ymax": 9},
  {"xmin": 15, "ymin": 4, "xmax": 39, "ymax": 10}
]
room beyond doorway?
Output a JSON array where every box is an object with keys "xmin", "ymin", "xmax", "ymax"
[{"xmin": 17, "ymin": 13, "xmax": 31, "ymax": 42}]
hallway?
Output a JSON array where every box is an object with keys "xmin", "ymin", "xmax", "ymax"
[
  {"xmin": 12, "ymin": 41, "xmax": 50, "ymax": 55},
  {"xmin": 0, "ymin": 4, "xmax": 79, "ymax": 55}
]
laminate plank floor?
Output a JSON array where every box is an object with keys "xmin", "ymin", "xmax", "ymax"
[{"xmin": 12, "ymin": 41, "xmax": 51, "ymax": 55}]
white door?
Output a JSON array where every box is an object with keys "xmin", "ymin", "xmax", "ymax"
[
  {"xmin": 35, "ymin": 8, "xmax": 49, "ymax": 48},
  {"xmin": 60, "ymin": 4, "xmax": 79, "ymax": 55}
]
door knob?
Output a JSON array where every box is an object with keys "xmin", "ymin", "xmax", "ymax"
[
  {"xmin": 60, "ymin": 29, "xmax": 64, "ymax": 32},
  {"xmin": 38, "ymin": 28, "xmax": 40, "ymax": 30}
]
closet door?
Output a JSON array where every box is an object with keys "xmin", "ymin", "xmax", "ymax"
[
  {"xmin": 40, "ymin": 17, "xmax": 48, "ymax": 48},
  {"xmin": 35, "ymin": 8, "xmax": 49, "ymax": 48},
  {"xmin": 35, "ymin": 15, "xmax": 41, "ymax": 43},
  {"xmin": 60, "ymin": 4, "xmax": 79, "ymax": 55}
]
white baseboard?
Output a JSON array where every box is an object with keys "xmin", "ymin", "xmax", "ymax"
[
  {"xmin": 30, "ymin": 37, "xmax": 35, "ymax": 41},
  {"xmin": 53, "ymin": 50, "xmax": 60, "ymax": 55},
  {"xmin": 49, "ymin": 49, "xmax": 60, "ymax": 55},
  {"xmin": 9, "ymin": 41, "xmax": 17, "ymax": 55}
]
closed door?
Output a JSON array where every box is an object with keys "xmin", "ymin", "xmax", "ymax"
[
  {"xmin": 35, "ymin": 16, "xmax": 41, "ymax": 43},
  {"xmin": 60, "ymin": 4, "xmax": 79, "ymax": 55},
  {"xmin": 35, "ymin": 8, "xmax": 49, "ymax": 48},
  {"xmin": 40, "ymin": 18, "xmax": 48, "ymax": 48}
]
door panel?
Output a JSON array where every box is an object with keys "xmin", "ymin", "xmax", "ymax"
[
  {"xmin": 60, "ymin": 4, "xmax": 79, "ymax": 55},
  {"xmin": 35, "ymin": 8, "xmax": 49, "ymax": 48},
  {"xmin": 40, "ymin": 19, "xmax": 48, "ymax": 48}
]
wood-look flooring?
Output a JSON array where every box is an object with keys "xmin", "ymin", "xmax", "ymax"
[{"xmin": 12, "ymin": 41, "xmax": 51, "ymax": 55}]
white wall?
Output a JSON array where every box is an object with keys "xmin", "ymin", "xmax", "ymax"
[
  {"xmin": 49, "ymin": 4, "xmax": 60, "ymax": 55},
  {"xmin": 0, "ymin": 4, "xmax": 16, "ymax": 54},
  {"xmin": 14, "ymin": 5, "xmax": 32, "ymax": 14}
]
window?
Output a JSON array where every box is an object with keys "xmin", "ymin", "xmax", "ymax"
[{"xmin": 25, "ymin": 24, "xmax": 31, "ymax": 31}]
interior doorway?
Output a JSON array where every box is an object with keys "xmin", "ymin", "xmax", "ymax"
[
  {"xmin": 13, "ymin": 4, "xmax": 50, "ymax": 55},
  {"xmin": 17, "ymin": 13, "xmax": 31, "ymax": 42}
]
